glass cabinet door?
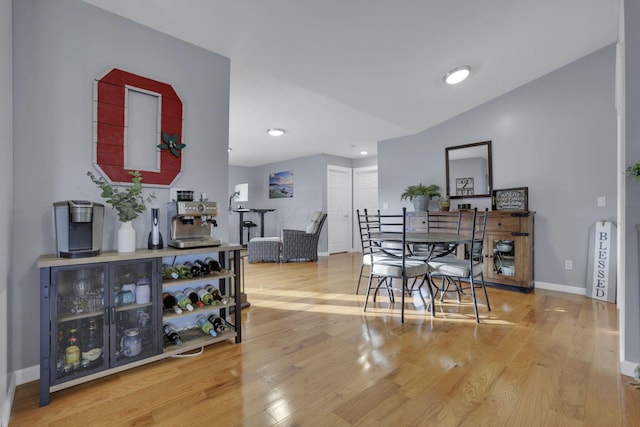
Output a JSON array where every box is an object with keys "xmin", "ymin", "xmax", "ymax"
[
  {"xmin": 492, "ymin": 239, "xmax": 516, "ymax": 278},
  {"xmin": 110, "ymin": 259, "xmax": 159, "ymax": 367},
  {"xmin": 52, "ymin": 264, "xmax": 107, "ymax": 384}
]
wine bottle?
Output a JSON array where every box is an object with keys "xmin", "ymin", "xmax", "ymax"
[
  {"xmin": 163, "ymin": 323, "xmax": 182, "ymax": 346},
  {"xmin": 81, "ymin": 319, "xmax": 103, "ymax": 369},
  {"xmin": 195, "ymin": 314, "xmax": 217, "ymax": 337},
  {"xmin": 184, "ymin": 287, "xmax": 204, "ymax": 308},
  {"xmin": 174, "ymin": 264, "xmax": 192, "ymax": 279},
  {"xmin": 184, "ymin": 261, "xmax": 201, "ymax": 277},
  {"xmin": 195, "ymin": 259, "xmax": 210, "ymax": 275},
  {"xmin": 173, "ymin": 290, "xmax": 194, "ymax": 311},
  {"xmin": 204, "ymin": 257, "xmax": 222, "ymax": 272},
  {"xmin": 162, "ymin": 292, "xmax": 182, "ymax": 314},
  {"xmin": 205, "ymin": 285, "xmax": 223, "ymax": 303},
  {"xmin": 207, "ymin": 314, "xmax": 230, "ymax": 334},
  {"xmin": 162, "ymin": 264, "xmax": 179, "ymax": 280},
  {"xmin": 195, "ymin": 286, "xmax": 214, "ymax": 305}
]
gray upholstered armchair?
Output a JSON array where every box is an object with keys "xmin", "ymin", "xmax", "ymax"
[{"xmin": 282, "ymin": 211, "xmax": 327, "ymax": 262}]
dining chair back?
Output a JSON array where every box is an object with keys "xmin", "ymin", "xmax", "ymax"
[
  {"xmin": 363, "ymin": 208, "xmax": 435, "ymax": 323},
  {"xmin": 427, "ymin": 208, "xmax": 490, "ymax": 323}
]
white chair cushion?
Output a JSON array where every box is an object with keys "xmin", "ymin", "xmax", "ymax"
[
  {"xmin": 362, "ymin": 254, "xmax": 398, "ymax": 266},
  {"xmin": 372, "ymin": 259, "xmax": 429, "ymax": 278},
  {"xmin": 305, "ymin": 211, "xmax": 324, "ymax": 234},
  {"xmin": 428, "ymin": 258, "xmax": 483, "ymax": 277}
]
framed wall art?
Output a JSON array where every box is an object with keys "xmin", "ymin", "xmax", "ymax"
[
  {"xmin": 269, "ymin": 171, "xmax": 293, "ymax": 198},
  {"xmin": 492, "ymin": 187, "xmax": 529, "ymax": 211}
]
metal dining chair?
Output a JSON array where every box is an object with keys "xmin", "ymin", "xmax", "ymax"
[
  {"xmin": 362, "ymin": 208, "xmax": 435, "ymax": 323},
  {"xmin": 427, "ymin": 208, "xmax": 490, "ymax": 323}
]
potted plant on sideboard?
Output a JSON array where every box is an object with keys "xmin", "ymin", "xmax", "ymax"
[
  {"xmin": 400, "ymin": 182, "xmax": 441, "ymax": 211},
  {"xmin": 87, "ymin": 170, "xmax": 156, "ymax": 252}
]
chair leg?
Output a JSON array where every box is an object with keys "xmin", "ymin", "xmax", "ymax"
[
  {"xmin": 363, "ymin": 274, "xmax": 375, "ymax": 312},
  {"xmin": 469, "ymin": 275, "xmax": 480, "ymax": 323},
  {"xmin": 480, "ymin": 273, "xmax": 491, "ymax": 312},
  {"xmin": 356, "ymin": 264, "xmax": 365, "ymax": 294}
]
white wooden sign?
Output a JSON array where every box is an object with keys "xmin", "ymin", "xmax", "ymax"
[{"xmin": 586, "ymin": 221, "xmax": 617, "ymax": 303}]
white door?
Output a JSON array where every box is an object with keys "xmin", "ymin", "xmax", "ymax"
[
  {"xmin": 327, "ymin": 165, "xmax": 352, "ymax": 254},
  {"xmin": 353, "ymin": 166, "xmax": 378, "ymax": 250}
]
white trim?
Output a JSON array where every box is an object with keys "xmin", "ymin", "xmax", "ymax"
[
  {"xmin": 14, "ymin": 364, "xmax": 38, "ymax": 386},
  {"xmin": 621, "ymin": 359, "xmax": 637, "ymax": 379},
  {"xmin": 1, "ymin": 373, "xmax": 15, "ymax": 427},
  {"xmin": 534, "ymin": 281, "xmax": 586, "ymax": 295}
]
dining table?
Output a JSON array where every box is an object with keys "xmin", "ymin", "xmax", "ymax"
[{"xmin": 368, "ymin": 231, "xmax": 472, "ymax": 259}]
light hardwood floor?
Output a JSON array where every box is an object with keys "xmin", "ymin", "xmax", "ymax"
[{"xmin": 10, "ymin": 252, "xmax": 640, "ymax": 426}]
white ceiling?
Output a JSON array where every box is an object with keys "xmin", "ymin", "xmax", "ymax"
[{"xmin": 82, "ymin": 0, "xmax": 619, "ymax": 167}]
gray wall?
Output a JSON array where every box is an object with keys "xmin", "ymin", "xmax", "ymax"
[
  {"xmin": 378, "ymin": 45, "xmax": 617, "ymax": 289},
  {"xmin": 12, "ymin": 0, "xmax": 230, "ymax": 372},
  {"xmin": 0, "ymin": 0, "xmax": 11, "ymax": 422},
  {"xmin": 625, "ymin": 2, "xmax": 640, "ymax": 370},
  {"xmin": 229, "ymin": 154, "xmax": 328, "ymax": 250}
]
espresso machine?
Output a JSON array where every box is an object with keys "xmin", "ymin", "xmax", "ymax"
[
  {"xmin": 53, "ymin": 200, "xmax": 105, "ymax": 258},
  {"xmin": 167, "ymin": 201, "xmax": 220, "ymax": 248}
]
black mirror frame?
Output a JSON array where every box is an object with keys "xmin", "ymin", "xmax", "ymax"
[{"xmin": 445, "ymin": 140, "xmax": 493, "ymax": 199}]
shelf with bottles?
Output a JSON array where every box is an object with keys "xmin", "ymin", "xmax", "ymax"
[
  {"xmin": 161, "ymin": 256, "xmax": 233, "ymax": 283},
  {"xmin": 162, "ymin": 313, "xmax": 236, "ymax": 355}
]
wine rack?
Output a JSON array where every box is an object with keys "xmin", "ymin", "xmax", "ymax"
[{"xmin": 38, "ymin": 244, "xmax": 242, "ymax": 406}]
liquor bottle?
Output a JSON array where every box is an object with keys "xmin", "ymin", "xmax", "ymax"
[
  {"xmin": 174, "ymin": 264, "xmax": 192, "ymax": 279},
  {"xmin": 207, "ymin": 314, "xmax": 230, "ymax": 334},
  {"xmin": 195, "ymin": 314, "xmax": 217, "ymax": 337},
  {"xmin": 195, "ymin": 287, "xmax": 214, "ymax": 305},
  {"xmin": 162, "ymin": 264, "xmax": 179, "ymax": 280},
  {"xmin": 162, "ymin": 292, "xmax": 183, "ymax": 314},
  {"xmin": 173, "ymin": 290, "xmax": 194, "ymax": 311},
  {"xmin": 184, "ymin": 287, "xmax": 204, "ymax": 308},
  {"xmin": 184, "ymin": 261, "xmax": 201, "ymax": 277},
  {"xmin": 81, "ymin": 319, "xmax": 103, "ymax": 369},
  {"xmin": 195, "ymin": 259, "xmax": 211, "ymax": 275},
  {"xmin": 204, "ymin": 257, "xmax": 222, "ymax": 272},
  {"xmin": 64, "ymin": 327, "xmax": 81, "ymax": 371},
  {"xmin": 163, "ymin": 323, "xmax": 182, "ymax": 346}
]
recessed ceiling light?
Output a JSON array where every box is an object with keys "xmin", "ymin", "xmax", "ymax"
[
  {"xmin": 360, "ymin": 151, "xmax": 368, "ymax": 156},
  {"xmin": 443, "ymin": 66, "xmax": 471, "ymax": 85},
  {"xmin": 266, "ymin": 128, "xmax": 285, "ymax": 137}
]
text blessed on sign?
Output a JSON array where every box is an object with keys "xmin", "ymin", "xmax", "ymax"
[{"xmin": 586, "ymin": 221, "xmax": 617, "ymax": 303}]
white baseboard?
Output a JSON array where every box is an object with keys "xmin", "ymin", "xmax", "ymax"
[
  {"xmin": 15, "ymin": 365, "xmax": 38, "ymax": 386},
  {"xmin": 534, "ymin": 281, "xmax": 586, "ymax": 295},
  {"xmin": 621, "ymin": 359, "xmax": 639, "ymax": 379},
  {"xmin": 1, "ymin": 373, "xmax": 15, "ymax": 427}
]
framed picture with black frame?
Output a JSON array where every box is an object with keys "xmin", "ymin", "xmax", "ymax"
[{"xmin": 492, "ymin": 187, "xmax": 528, "ymax": 211}]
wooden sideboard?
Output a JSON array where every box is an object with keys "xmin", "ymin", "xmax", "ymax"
[{"xmin": 407, "ymin": 210, "xmax": 535, "ymax": 291}]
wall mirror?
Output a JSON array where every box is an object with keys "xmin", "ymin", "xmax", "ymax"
[{"xmin": 445, "ymin": 140, "xmax": 493, "ymax": 199}]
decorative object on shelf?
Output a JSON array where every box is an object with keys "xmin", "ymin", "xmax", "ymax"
[
  {"xmin": 400, "ymin": 182, "xmax": 441, "ymax": 211},
  {"xmin": 437, "ymin": 195, "xmax": 450, "ymax": 211},
  {"xmin": 87, "ymin": 170, "xmax": 156, "ymax": 252},
  {"xmin": 157, "ymin": 131, "xmax": 185, "ymax": 158},
  {"xmin": 492, "ymin": 187, "xmax": 528, "ymax": 211},
  {"xmin": 626, "ymin": 162, "xmax": 640, "ymax": 181}
]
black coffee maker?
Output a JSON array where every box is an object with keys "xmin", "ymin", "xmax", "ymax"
[{"xmin": 53, "ymin": 200, "xmax": 105, "ymax": 258}]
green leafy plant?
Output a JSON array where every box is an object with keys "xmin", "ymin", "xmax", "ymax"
[
  {"xmin": 400, "ymin": 182, "xmax": 441, "ymax": 201},
  {"xmin": 626, "ymin": 162, "xmax": 640, "ymax": 181},
  {"xmin": 87, "ymin": 170, "xmax": 156, "ymax": 222}
]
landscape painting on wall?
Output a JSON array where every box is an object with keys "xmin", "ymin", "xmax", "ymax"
[{"xmin": 269, "ymin": 171, "xmax": 293, "ymax": 198}]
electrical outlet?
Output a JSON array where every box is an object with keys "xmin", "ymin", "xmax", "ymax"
[
  {"xmin": 597, "ymin": 196, "xmax": 606, "ymax": 207},
  {"xmin": 564, "ymin": 260, "xmax": 573, "ymax": 270},
  {"xmin": 382, "ymin": 202, "xmax": 389, "ymax": 209}
]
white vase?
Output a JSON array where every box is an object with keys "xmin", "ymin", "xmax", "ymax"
[{"xmin": 117, "ymin": 221, "xmax": 136, "ymax": 253}]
